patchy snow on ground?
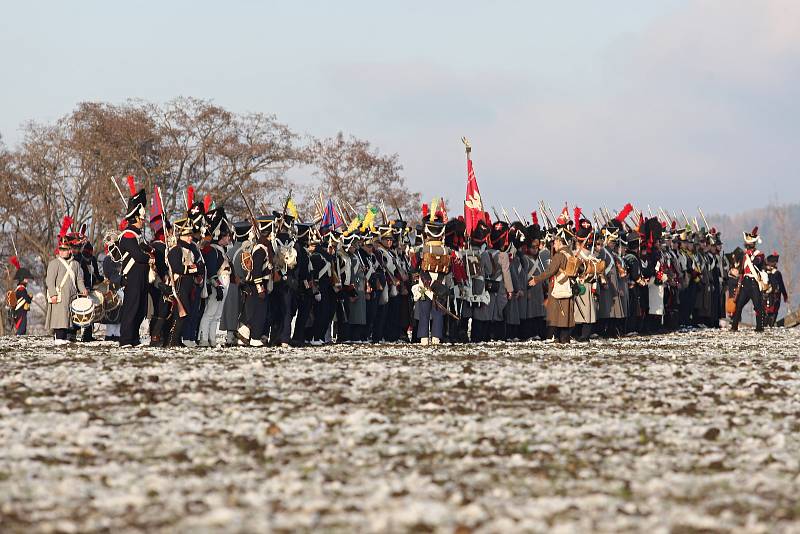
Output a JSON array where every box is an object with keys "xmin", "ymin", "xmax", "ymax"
[{"xmin": 1, "ymin": 328, "xmax": 799, "ymax": 533}]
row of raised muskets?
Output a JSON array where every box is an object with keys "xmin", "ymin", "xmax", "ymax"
[{"xmin": 20, "ymin": 174, "xmax": 787, "ymax": 345}]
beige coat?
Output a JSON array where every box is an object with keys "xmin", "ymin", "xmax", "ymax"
[
  {"xmin": 533, "ymin": 250, "xmax": 575, "ymax": 329},
  {"xmin": 45, "ymin": 256, "xmax": 87, "ymax": 331}
]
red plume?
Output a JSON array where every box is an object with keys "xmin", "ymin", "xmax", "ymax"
[
  {"xmin": 119, "ymin": 219, "xmax": 128, "ymax": 231},
  {"xmin": 203, "ymin": 194, "xmax": 212, "ymax": 213},
  {"xmin": 671, "ymin": 220, "xmax": 677, "ymax": 230},
  {"xmin": 615, "ymin": 203, "xmax": 633, "ymax": 223},
  {"xmin": 531, "ymin": 211, "xmax": 539, "ymax": 226},
  {"xmin": 751, "ymin": 226, "xmax": 759, "ymax": 236},
  {"xmin": 187, "ymin": 186, "xmax": 195, "ymax": 207},
  {"xmin": 661, "ymin": 221, "xmax": 667, "ymax": 229},
  {"xmin": 126, "ymin": 175, "xmax": 137, "ymax": 195},
  {"xmin": 710, "ymin": 227, "xmax": 716, "ymax": 234},
  {"xmin": 10, "ymin": 256, "xmax": 20, "ymax": 270},
  {"xmin": 573, "ymin": 206, "xmax": 582, "ymax": 229},
  {"xmin": 422, "ymin": 203, "xmax": 429, "ymax": 220},
  {"xmin": 58, "ymin": 216, "xmax": 73, "ymax": 238}
]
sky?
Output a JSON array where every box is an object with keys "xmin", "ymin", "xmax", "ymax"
[{"xmin": 2, "ymin": 0, "xmax": 799, "ymax": 215}]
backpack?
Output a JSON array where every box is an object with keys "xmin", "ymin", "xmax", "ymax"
[
  {"xmin": 551, "ymin": 251, "xmax": 578, "ymax": 299},
  {"xmin": 5, "ymin": 289, "xmax": 17, "ymax": 310}
]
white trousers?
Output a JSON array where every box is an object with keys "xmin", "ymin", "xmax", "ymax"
[{"xmin": 198, "ymin": 280, "xmax": 230, "ymax": 346}]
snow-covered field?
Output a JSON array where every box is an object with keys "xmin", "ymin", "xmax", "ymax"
[{"xmin": 1, "ymin": 329, "xmax": 799, "ymax": 533}]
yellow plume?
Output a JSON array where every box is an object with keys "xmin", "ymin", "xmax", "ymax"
[
  {"xmin": 344, "ymin": 216, "xmax": 361, "ymax": 235},
  {"xmin": 360, "ymin": 207, "xmax": 377, "ymax": 232}
]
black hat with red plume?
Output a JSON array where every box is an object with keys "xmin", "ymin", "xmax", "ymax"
[
  {"xmin": 187, "ymin": 186, "xmax": 209, "ymax": 233},
  {"xmin": 10, "ymin": 256, "xmax": 32, "ymax": 282},
  {"xmin": 124, "ymin": 175, "xmax": 147, "ymax": 222},
  {"xmin": 575, "ymin": 206, "xmax": 593, "ymax": 241},
  {"xmin": 743, "ymin": 226, "xmax": 762, "ymax": 245},
  {"xmin": 57, "ymin": 216, "xmax": 74, "ymax": 250}
]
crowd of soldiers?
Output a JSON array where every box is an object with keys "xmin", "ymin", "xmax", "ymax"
[{"xmin": 9, "ymin": 175, "xmax": 788, "ymax": 346}]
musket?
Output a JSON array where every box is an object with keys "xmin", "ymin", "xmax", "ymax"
[
  {"xmin": 276, "ymin": 188, "xmax": 293, "ymax": 231},
  {"xmin": 647, "ymin": 204, "xmax": 654, "ymax": 219},
  {"xmin": 392, "ymin": 199, "xmax": 404, "ymax": 223},
  {"xmin": 491, "ymin": 206, "xmax": 501, "ymax": 221},
  {"xmin": 512, "ymin": 207, "xmax": 528, "ymax": 225},
  {"xmin": 538, "ymin": 201, "xmax": 552, "ymax": 228},
  {"xmin": 658, "ymin": 207, "xmax": 670, "ymax": 224},
  {"xmin": 237, "ymin": 184, "xmax": 261, "ymax": 240},
  {"xmin": 680, "ymin": 209, "xmax": 692, "ymax": 228},
  {"xmin": 698, "ymin": 207, "xmax": 710, "ymax": 231},
  {"xmin": 379, "ymin": 200, "xmax": 389, "ymax": 225},
  {"xmin": 155, "ymin": 185, "xmax": 187, "ymax": 318},
  {"xmin": 500, "ymin": 204, "xmax": 511, "ymax": 223},
  {"xmin": 10, "ymin": 235, "xmax": 19, "ymax": 258},
  {"xmin": 544, "ymin": 203, "xmax": 560, "ymax": 227},
  {"xmin": 433, "ymin": 296, "xmax": 461, "ymax": 322},
  {"xmin": 109, "ymin": 176, "xmax": 127, "ymax": 206}
]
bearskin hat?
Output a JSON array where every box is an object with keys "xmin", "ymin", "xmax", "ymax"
[
  {"xmin": 525, "ymin": 223, "xmax": 542, "ymax": 244},
  {"xmin": 444, "ymin": 217, "xmax": 467, "ymax": 250},
  {"xmin": 575, "ymin": 218, "xmax": 593, "ymax": 241},
  {"xmin": 470, "ymin": 219, "xmax": 491, "ymax": 245},
  {"xmin": 509, "ymin": 221, "xmax": 527, "ymax": 248},
  {"xmin": 489, "ymin": 221, "xmax": 510, "ymax": 250}
]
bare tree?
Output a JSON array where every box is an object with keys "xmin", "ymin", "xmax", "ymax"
[
  {"xmin": 0, "ymin": 98, "xmax": 305, "ymax": 278},
  {"xmin": 305, "ymin": 132, "xmax": 420, "ymax": 222}
]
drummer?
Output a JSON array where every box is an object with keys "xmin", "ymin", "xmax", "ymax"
[
  {"xmin": 101, "ymin": 233, "xmax": 124, "ymax": 342},
  {"xmin": 77, "ymin": 240, "xmax": 104, "ymax": 341},
  {"xmin": 45, "ymin": 217, "xmax": 88, "ymax": 345}
]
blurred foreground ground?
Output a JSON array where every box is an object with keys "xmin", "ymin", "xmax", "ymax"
[{"xmin": 1, "ymin": 329, "xmax": 799, "ymax": 533}]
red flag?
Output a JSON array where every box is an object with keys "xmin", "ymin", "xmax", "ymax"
[
  {"xmin": 465, "ymin": 157, "xmax": 488, "ymax": 233},
  {"xmin": 150, "ymin": 185, "xmax": 164, "ymax": 235}
]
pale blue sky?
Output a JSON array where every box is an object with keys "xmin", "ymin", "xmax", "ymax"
[{"xmin": 2, "ymin": 0, "xmax": 798, "ymax": 214}]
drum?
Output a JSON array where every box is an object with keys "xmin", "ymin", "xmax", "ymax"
[
  {"xmin": 70, "ymin": 297, "xmax": 96, "ymax": 327},
  {"xmin": 102, "ymin": 289, "xmax": 123, "ymax": 324}
]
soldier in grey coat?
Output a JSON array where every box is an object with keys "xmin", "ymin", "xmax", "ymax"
[
  {"xmin": 346, "ymin": 234, "xmax": 367, "ymax": 335},
  {"xmin": 46, "ymin": 234, "xmax": 88, "ymax": 345},
  {"xmin": 521, "ymin": 223, "xmax": 547, "ymax": 340},
  {"xmin": 221, "ymin": 222, "xmax": 251, "ymax": 346},
  {"xmin": 596, "ymin": 227, "xmax": 628, "ymax": 337},
  {"xmin": 504, "ymin": 222, "xmax": 528, "ymax": 340},
  {"xmin": 483, "ymin": 221, "xmax": 514, "ymax": 340}
]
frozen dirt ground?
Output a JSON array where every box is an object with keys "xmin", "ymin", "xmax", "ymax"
[{"xmin": 1, "ymin": 328, "xmax": 799, "ymax": 533}]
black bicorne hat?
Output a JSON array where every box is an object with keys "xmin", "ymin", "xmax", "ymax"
[{"xmin": 125, "ymin": 189, "xmax": 147, "ymax": 222}]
